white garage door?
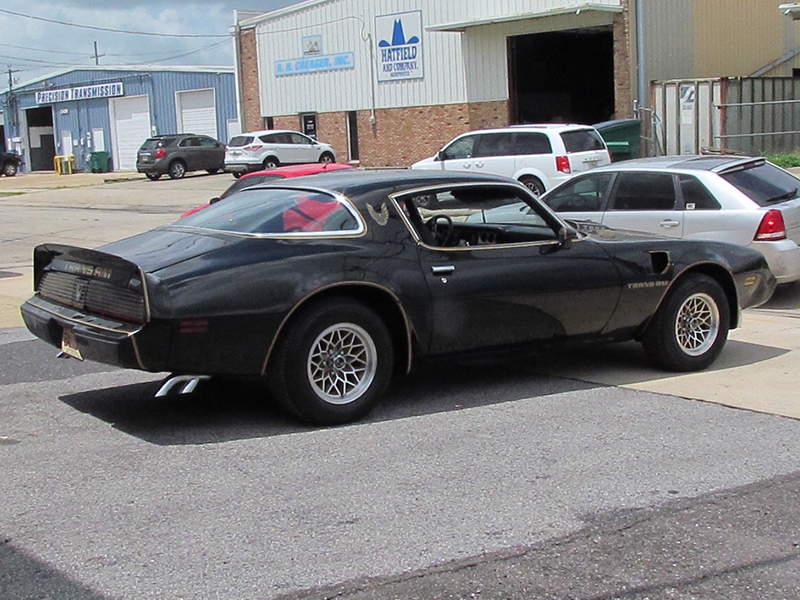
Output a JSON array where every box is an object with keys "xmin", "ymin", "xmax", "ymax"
[
  {"xmin": 177, "ymin": 89, "xmax": 217, "ymax": 139},
  {"xmin": 110, "ymin": 95, "xmax": 151, "ymax": 171}
]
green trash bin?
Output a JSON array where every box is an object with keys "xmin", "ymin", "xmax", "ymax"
[
  {"xmin": 594, "ymin": 119, "xmax": 642, "ymax": 162},
  {"xmin": 89, "ymin": 151, "xmax": 111, "ymax": 173}
]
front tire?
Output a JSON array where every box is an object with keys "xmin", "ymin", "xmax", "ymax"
[
  {"xmin": 268, "ymin": 298, "xmax": 394, "ymax": 425},
  {"xmin": 206, "ymin": 168, "xmax": 220, "ymax": 175},
  {"xmin": 145, "ymin": 172, "xmax": 161, "ymax": 181},
  {"xmin": 319, "ymin": 152, "xmax": 334, "ymax": 163},
  {"xmin": 168, "ymin": 161, "xmax": 186, "ymax": 179},
  {"xmin": 642, "ymin": 274, "xmax": 730, "ymax": 372}
]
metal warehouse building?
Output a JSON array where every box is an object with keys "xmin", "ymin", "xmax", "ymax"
[
  {"xmin": 1, "ymin": 66, "xmax": 237, "ymax": 173},
  {"xmin": 234, "ymin": 0, "xmax": 800, "ymax": 166}
]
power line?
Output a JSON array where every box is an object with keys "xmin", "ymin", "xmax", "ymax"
[
  {"xmin": 0, "ymin": 7, "xmax": 229, "ymax": 38},
  {"xmin": 0, "ymin": 40, "xmax": 225, "ymax": 58}
]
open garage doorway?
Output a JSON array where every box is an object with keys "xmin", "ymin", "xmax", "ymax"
[
  {"xmin": 509, "ymin": 29, "xmax": 614, "ymax": 126},
  {"xmin": 26, "ymin": 106, "xmax": 56, "ymax": 171}
]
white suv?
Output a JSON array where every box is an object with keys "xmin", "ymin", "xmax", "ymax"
[
  {"xmin": 411, "ymin": 124, "xmax": 611, "ymax": 195},
  {"xmin": 225, "ymin": 130, "xmax": 336, "ymax": 177}
]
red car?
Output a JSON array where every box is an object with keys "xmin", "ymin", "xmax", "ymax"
[{"xmin": 181, "ymin": 162, "xmax": 355, "ymax": 218}]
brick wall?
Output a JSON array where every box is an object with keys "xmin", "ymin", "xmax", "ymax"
[
  {"xmin": 613, "ymin": 0, "xmax": 634, "ymax": 119},
  {"xmin": 239, "ymin": 27, "xmax": 263, "ymax": 133}
]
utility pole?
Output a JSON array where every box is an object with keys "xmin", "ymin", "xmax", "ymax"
[
  {"xmin": 5, "ymin": 65, "xmax": 20, "ymax": 127},
  {"xmin": 90, "ymin": 41, "xmax": 105, "ymax": 66}
]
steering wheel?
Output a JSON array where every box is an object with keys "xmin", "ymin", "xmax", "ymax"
[{"xmin": 426, "ymin": 213, "xmax": 454, "ymax": 246}]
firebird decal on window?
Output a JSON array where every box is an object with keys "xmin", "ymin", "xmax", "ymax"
[{"xmin": 367, "ymin": 203, "xmax": 390, "ymax": 226}]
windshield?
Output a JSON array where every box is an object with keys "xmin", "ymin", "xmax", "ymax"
[
  {"xmin": 720, "ymin": 162, "xmax": 800, "ymax": 206},
  {"xmin": 177, "ymin": 188, "xmax": 361, "ymax": 235}
]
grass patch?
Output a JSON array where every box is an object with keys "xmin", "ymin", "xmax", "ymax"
[
  {"xmin": 0, "ymin": 192, "xmax": 25, "ymax": 197},
  {"xmin": 767, "ymin": 153, "xmax": 800, "ymax": 168}
]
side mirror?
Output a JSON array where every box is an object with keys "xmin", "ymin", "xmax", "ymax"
[
  {"xmin": 558, "ymin": 225, "xmax": 578, "ymax": 249},
  {"xmin": 436, "ymin": 150, "xmax": 445, "ymax": 162}
]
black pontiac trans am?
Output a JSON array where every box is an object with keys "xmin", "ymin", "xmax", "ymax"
[{"xmin": 21, "ymin": 170, "xmax": 775, "ymax": 425}]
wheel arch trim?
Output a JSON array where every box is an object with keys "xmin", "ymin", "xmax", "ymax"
[{"xmin": 260, "ymin": 282, "xmax": 414, "ymax": 377}]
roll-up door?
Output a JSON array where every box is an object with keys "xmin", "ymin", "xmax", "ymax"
[
  {"xmin": 110, "ymin": 95, "xmax": 151, "ymax": 171},
  {"xmin": 177, "ymin": 89, "xmax": 217, "ymax": 139}
]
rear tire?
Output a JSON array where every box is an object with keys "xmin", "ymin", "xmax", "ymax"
[
  {"xmin": 519, "ymin": 175, "xmax": 545, "ymax": 197},
  {"xmin": 268, "ymin": 298, "xmax": 394, "ymax": 425},
  {"xmin": 642, "ymin": 274, "xmax": 730, "ymax": 372},
  {"xmin": 262, "ymin": 157, "xmax": 280, "ymax": 170},
  {"xmin": 168, "ymin": 161, "xmax": 186, "ymax": 179},
  {"xmin": 2, "ymin": 162, "xmax": 18, "ymax": 177},
  {"xmin": 206, "ymin": 168, "xmax": 220, "ymax": 175},
  {"xmin": 319, "ymin": 152, "xmax": 334, "ymax": 163},
  {"xmin": 232, "ymin": 172, "xmax": 242, "ymax": 179}
]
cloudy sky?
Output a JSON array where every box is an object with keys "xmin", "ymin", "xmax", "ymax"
[{"xmin": 0, "ymin": 1, "xmax": 304, "ymax": 90}]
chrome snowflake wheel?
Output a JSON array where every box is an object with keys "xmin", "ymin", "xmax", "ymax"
[
  {"xmin": 307, "ymin": 323, "xmax": 377, "ymax": 405},
  {"xmin": 674, "ymin": 292, "xmax": 720, "ymax": 356}
]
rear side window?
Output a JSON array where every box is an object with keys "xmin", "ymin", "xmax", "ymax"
[
  {"xmin": 228, "ymin": 136, "xmax": 254, "ymax": 147},
  {"xmin": 560, "ymin": 129, "xmax": 606, "ymax": 153},
  {"xmin": 720, "ymin": 162, "xmax": 800, "ymax": 206},
  {"xmin": 515, "ymin": 133, "xmax": 552, "ymax": 155},
  {"xmin": 611, "ymin": 173, "xmax": 677, "ymax": 211},
  {"xmin": 178, "ymin": 188, "xmax": 361, "ymax": 235},
  {"xmin": 679, "ymin": 175, "xmax": 720, "ymax": 210},
  {"xmin": 474, "ymin": 133, "xmax": 515, "ymax": 157},
  {"xmin": 141, "ymin": 137, "xmax": 175, "ymax": 150}
]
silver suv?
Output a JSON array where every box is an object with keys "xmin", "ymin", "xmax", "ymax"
[
  {"xmin": 224, "ymin": 130, "xmax": 336, "ymax": 177},
  {"xmin": 411, "ymin": 124, "xmax": 611, "ymax": 195}
]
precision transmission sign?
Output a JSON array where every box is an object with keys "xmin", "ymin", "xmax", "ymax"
[{"xmin": 35, "ymin": 82, "xmax": 124, "ymax": 105}]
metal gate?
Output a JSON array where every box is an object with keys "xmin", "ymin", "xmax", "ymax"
[{"xmin": 649, "ymin": 77, "xmax": 800, "ymax": 157}]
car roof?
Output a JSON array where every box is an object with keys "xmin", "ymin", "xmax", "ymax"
[
  {"xmin": 235, "ymin": 130, "xmax": 305, "ymax": 137},
  {"xmin": 249, "ymin": 168, "xmax": 519, "ymax": 203},
  {"xmin": 457, "ymin": 124, "xmax": 597, "ymax": 136},
  {"xmin": 241, "ymin": 162, "xmax": 354, "ymax": 180},
  {"xmin": 592, "ymin": 154, "xmax": 765, "ymax": 173}
]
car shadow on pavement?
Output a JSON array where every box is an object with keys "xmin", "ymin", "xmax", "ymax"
[
  {"xmin": 59, "ymin": 364, "xmax": 597, "ymax": 446},
  {"xmin": 759, "ymin": 281, "xmax": 800, "ymax": 310},
  {"xmin": 0, "ymin": 541, "xmax": 111, "ymax": 600}
]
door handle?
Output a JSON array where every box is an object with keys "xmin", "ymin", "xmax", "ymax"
[
  {"xmin": 431, "ymin": 265, "xmax": 455, "ymax": 275},
  {"xmin": 474, "ymin": 161, "xmax": 484, "ymax": 168},
  {"xmin": 659, "ymin": 219, "xmax": 681, "ymax": 228}
]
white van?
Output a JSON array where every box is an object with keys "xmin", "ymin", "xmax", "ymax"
[{"xmin": 411, "ymin": 124, "xmax": 611, "ymax": 195}]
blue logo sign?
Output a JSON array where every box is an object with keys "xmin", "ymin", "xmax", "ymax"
[
  {"xmin": 375, "ymin": 11, "xmax": 423, "ymax": 82},
  {"xmin": 275, "ymin": 52, "xmax": 355, "ymax": 77}
]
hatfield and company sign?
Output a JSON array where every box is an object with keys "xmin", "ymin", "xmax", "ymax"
[
  {"xmin": 35, "ymin": 82, "xmax": 124, "ymax": 104},
  {"xmin": 375, "ymin": 11, "xmax": 423, "ymax": 82}
]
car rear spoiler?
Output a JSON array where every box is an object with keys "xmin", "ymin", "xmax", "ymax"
[{"xmin": 32, "ymin": 244, "xmax": 144, "ymax": 292}]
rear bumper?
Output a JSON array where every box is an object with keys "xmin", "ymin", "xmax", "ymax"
[
  {"xmin": 224, "ymin": 162, "xmax": 259, "ymax": 174},
  {"xmin": 753, "ymin": 239, "xmax": 800, "ymax": 284},
  {"xmin": 21, "ymin": 296, "xmax": 152, "ymax": 370}
]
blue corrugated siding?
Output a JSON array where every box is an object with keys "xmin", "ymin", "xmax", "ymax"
[{"xmin": 3, "ymin": 69, "xmax": 236, "ymax": 172}]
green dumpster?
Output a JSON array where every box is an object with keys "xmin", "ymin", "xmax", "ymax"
[
  {"xmin": 89, "ymin": 151, "xmax": 111, "ymax": 173},
  {"xmin": 594, "ymin": 119, "xmax": 642, "ymax": 162}
]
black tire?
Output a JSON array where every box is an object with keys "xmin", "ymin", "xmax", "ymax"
[
  {"xmin": 519, "ymin": 176, "xmax": 545, "ymax": 196},
  {"xmin": 642, "ymin": 274, "xmax": 730, "ymax": 372},
  {"xmin": 232, "ymin": 172, "xmax": 242, "ymax": 179},
  {"xmin": 145, "ymin": 172, "xmax": 161, "ymax": 181},
  {"xmin": 319, "ymin": 152, "xmax": 334, "ymax": 163},
  {"xmin": 268, "ymin": 298, "xmax": 394, "ymax": 425},
  {"xmin": 2, "ymin": 162, "xmax": 18, "ymax": 177},
  {"xmin": 206, "ymin": 168, "xmax": 220, "ymax": 175},
  {"xmin": 262, "ymin": 157, "xmax": 280, "ymax": 170},
  {"xmin": 168, "ymin": 161, "xmax": 186, "ymax": 179}
]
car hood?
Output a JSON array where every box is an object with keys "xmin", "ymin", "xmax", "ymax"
[{"xmin": 99, "ymin": 227, "xmax": 236, "ymax": 273}]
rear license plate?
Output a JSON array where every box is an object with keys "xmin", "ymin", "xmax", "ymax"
[{"xmin": 61, "ymin": 327, "xmax": 83, "ymax": 361}]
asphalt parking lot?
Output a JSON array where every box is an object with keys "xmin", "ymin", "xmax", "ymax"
[{"xmin": 1, "ymin": 170, "xmax": 800, "ymax": 599}]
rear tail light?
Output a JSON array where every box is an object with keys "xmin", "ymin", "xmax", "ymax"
[
  {"xmin": 243, "ymin": 145, "xmax": 262, "ymax": 153},
  {"xmin": 556, "ymin": 156, "xmax": 571, "ymax": 174},
  {"xmin": 179, "ymin": 318, "xmax": 209, "ymax": 335},
  {"xmin": 154, "ymin": 148, "xmax": 166, "ymax": 159},
  {"xmin": 754, "ymin": 209, "xmax": 787, "ymax": 241}
]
